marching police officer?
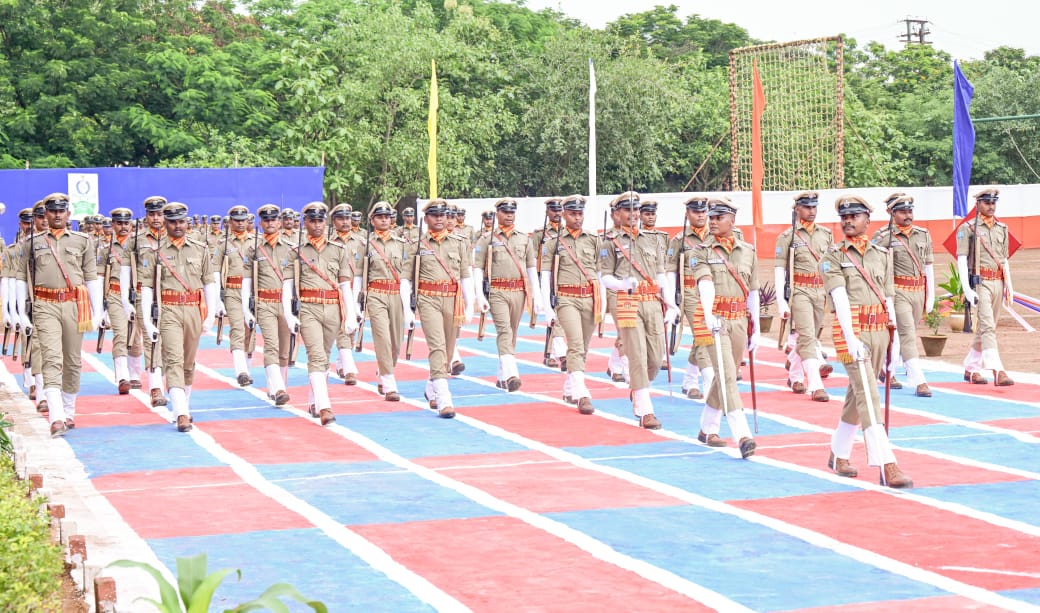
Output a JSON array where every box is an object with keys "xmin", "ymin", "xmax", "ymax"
[
  {"xmin": 17, "ymin": 193, "xmax": 103, "ymax": 436},
  {"xmin": 394, "ymin": 207, "xmax": 419, "ymax": 244},
  {"xmin": 540, "ymin": 195, "xmax": 601, "ymax": 414},
  {"xmin": 283, "ymin": 202, "xmax": 357, "ymax": 426},
  {"xmin": 243, "ymin": 204, "xmax": 293, "ymax": 405},
  {"xmin": 958, "ymin": 188, "xmax": 1015, "ymax": 386},
  {"xmin": 598, "ymin": 192, "xmax": 678, "ymax": 430},
  {"xmin": 330, "ymin": 203, "xmax": 363, "ymax": 384},
  {"xmin": 123, "ymin": 196, "xmax": 169, "ymax": 407},
  {"xmin": 220, "ymin": 205, "xmax": 255, "ymax": 386},
  {"xmin": 358, "ymin": 202, "xmax": 408, "ymax": 401},
  {"xmin": 101, "ymin": 208, "xmax": 143, "ymax": 393},
  {"xmin": 666, "ymin": 195, "xmax": 713, "ymax": 400},
  {"xmin": 691, "ymin": 199, "xmax": 759, "ymax": 457},
  {"xmin": 400, "ymin": 199, "xmax": 475, "ymax": 418},
  {"xmin": 531, "ymin": 198, "xmax": 567, "ymax": 368},
  {"xmin": 774, "ymin": 191, "xmax": 834, "ymax": 402},
  {"xmin": 822, "ymin": 195, "xmax": 911, "ymax": 487},
  {"xmin": 473, "ymin": 198, "xmax": 541, "ymax": 391}
]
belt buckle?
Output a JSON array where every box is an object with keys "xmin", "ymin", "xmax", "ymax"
[{"xmin": 865, "ymin": 313, "xmax": 877, "ymax": 325}]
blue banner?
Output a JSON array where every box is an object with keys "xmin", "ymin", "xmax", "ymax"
[
  {"xmin": 952, "ymin": 61, "xmax": 974, "ymax": 219},
  {"xmin": 0, "ymin": 166, "xmax": 324, "ymax": 242}
]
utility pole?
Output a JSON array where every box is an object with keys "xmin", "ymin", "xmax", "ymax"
[{"xmin": 898, "ymin": 17, "xmax": 932, "ymax": 46}]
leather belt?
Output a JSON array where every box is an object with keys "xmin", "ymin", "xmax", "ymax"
[
  {"xmin": 557, "ymin": 284, "xmax": 596, "ymax": 298},
  {"xmin": 225, "ymin": 275, "xmax": 243, "ymax": 289},
  {"xmin": 792, "ymin": 273, "xmax": 824, "ymax": 287},
  {"xmin": 299, "ymin": 288, "xmax": 340, "ymax": 304},
  {"xmin": 894, "ymin": 275, "xmax": 925, "ymax": 291},
  {"xmin": 108, "ymin": 281, "xmax": 121, "ymax": 293},
  {"xmin": 418, "ymin": 280, "xmax": 458, "ymax": 296},
  {"xmin": 713, "ymin": 295, "xmax": 747, "ymax": 319},
  {"xmin": 633, "ymin": 282, "xmax": 660, "ymax": 302},
  {"xmin": 367, "ymin": 279, "xmax": 399, "ymax": 294},
  {"xmin": 855, "ymin": 304, "xmax": 889, "ymax": 331},
  {"xmin": 257, "ymin": 288, "xmax": 282, "ymax": 302},
  {"xmin": 490, "ymin": 278, "xmax": 525, "ymax": 291},
  {"xmin": 34, "ymin": 287, "xmax": 79, "ymax": 302},
  {"xmin": 160, "ymin": 289, "xmax": 202, "ymax": 305},
  {"xmin": 979, "ymin": 268, "xmax": 1003, "ymax": 281},
  {"xmin": 683, "ymin": 276, "xmax": 698, "ymax": 288}
]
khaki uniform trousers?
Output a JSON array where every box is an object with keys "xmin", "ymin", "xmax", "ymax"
[
  {"xmin": 138, "ymin": 298, "xmax": 162, "ymax": 370},
  {"xmin": 34, "ymin": 300, "xmax": 84, "ymax": 393},
  {"xmin": 368, "ymin": 290, "xmax": 403, "ymax": 376},
  {"xmin": 30, "ymin": 326, "xmax": 43, "ymax": 372},
  {"xmin": 971, "ymin": 279, "xmax": 1002, "ymax": 352},
  {"xmin": 300, "ymin": 301, "xmax": 341, "ymax": 374},
  {"xmin": 556, "ymin": 295, "xmax": 595, "ymax": 372},
  {"xmin": 224, "ymin": 289, "xmax": 246, "ymax": 351},
  {"xmin": 839, "ymin": 328, "xmax": 887, "ymax": 428},
  {"xmin": 616, "ymin": 299, "xmax": 665, "ymax": 390},
  {"xmin": 894, "ymin": 288, "xmax": 925, "ymax": 361},
  {"xmin": 490, "ymin": 288, "xmax": 526, "ymax": 355},
  {"xmin": 107, "ymin": 288, "xmax": 141, "ymax": 359},
  {"xmin": 705, "ymin": 316, "xmax": 747, "ymax": 413},
  {"xmin": 160, "ymin": 304, "xmax": 202, "ymax": 389},
  {"xmin": 418, "ymin": 293, "xmax": 458, "ymax": 380},
  {"xmin": 680, "ymin": 287, "xmax": 711, "ymax": 369},
  {"xmin": 256, "ymin": 299, "xmax": 290, "ymax": 367},
  {"xmin": 791, "ymin": 285, "xmax": 826, "ymax": 361}
]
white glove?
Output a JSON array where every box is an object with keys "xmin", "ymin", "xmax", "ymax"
[
  {"xmin": 144, "ymin": 320, "xmax": 160, "ymax": 342},
  {"xmin": 664, "ymin": 305, "xmax": 680, "ymax": 325},
  {"xmin": 963, "ymin": 286, "xmax": 978, "ymax": 307},
  {"xmin": 123, "ymin": 302, "xmax": 134, "ymax": 320},
  {"xmin": 202, "ymin": 313, "xmax": 215, "ymax": 334},
  {"xmin": 544, "ymin": 307, "xmax": 557, "ymax": 326},
  {"xmin": 889, "ymin": 331, "xmax": 901, "ymax": 371},
  {"xmin": 403, "ymin": 308, "xmax": 416, "ymax": 330},
  {"xmin": 344, "ymin": 316, "xmax": 358, "ymax": 335},
  {"xmin": 773, "ymin": 267, "xmax": 790, "ymax": 318},
  {"xmin": 476, "ymin": 294, "xmax": 490, "ymax": 313},
  {"xmin": 846, "ymin": 337, "xmax": 869, "ymax": 361},
  {"xmin": 215, "ymin": 299, "xmax": 228, "ymax": 318},
  {"xmin": 99, "ymin": 309, "xmax": 112, "ymax": 329},
  {"xmin": 243, "ymin": 308, "xmax": 255, "ymax": 328},
  {"xmin": 925, "ymin": 291, "xmax": 935, "ymax": 314},
  {"xmin": 748, "ymin": 331, "xmax": 761, "ymax": 353},
  {"xmin": 704, "ymin": 313, "xmax": 722, "ymax": 332},
  {"xmin": 241, "ymin": 282, "xmax": 255, "ymax": 327},
  {"xmin": 285, "ymin": 312, "xmax": 301, "ymax": 333},
  {"xmin": 924, "ymin": 263, "xmax": 935, "ymax": 314},
  {"xmin": 21, "ymin": 313, "xmax": 33, "ymax": 336}
]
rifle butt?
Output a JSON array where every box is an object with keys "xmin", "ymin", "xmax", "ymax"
[
  {"xmin": 287, "ymin": 333, "xmax": 297, "ymax": 366},
  {"xmin": 215, "ymin": 317, "xmax": 224, "ymax": 345},
  {"xmin": 96, "ymin": 327, "xmax": 106, "ymax": 354},
  {"xmin": 405, "ymin": 327, "xmax": 415, "ymax": 360},
  {"xmin": 476, "ymin": 312, "xmax": 486, "ymax": 341}
]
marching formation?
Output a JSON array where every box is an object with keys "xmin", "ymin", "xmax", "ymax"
[{"xmin": 0, "ymin": 189, "xmax": 1019, "ymax": 490}]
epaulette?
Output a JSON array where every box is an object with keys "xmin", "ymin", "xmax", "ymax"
[
  {"xmin": 67, "ymin": 230, "xmax": 91, "ymax": 240},
  {"xmin": 448, "ymin": 233, "xmax": 468, "ymax": 241},
  {"xmin": 185, "ymin": 236, "xmax": 206, "ymax": 248},
  {"xmin": 390, "ymin": 234, "xmax": 407, "ymax": 243}
]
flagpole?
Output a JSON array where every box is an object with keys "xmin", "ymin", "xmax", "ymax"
[
  {"xmin": 588, "ymin": 58, "xmax": 598, "ymax": 216},
  {"xmin": 428, "ymin": 59, "xmax": 439, "ymax": 200}
]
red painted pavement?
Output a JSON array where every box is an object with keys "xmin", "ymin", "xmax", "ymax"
[
  {"xmin": 201, "ymin": 418, "xmax": 380, "ymax": 465},
  {"xmin": 462, "ymin": 401, "xmax": 668, "ymax": 448}
]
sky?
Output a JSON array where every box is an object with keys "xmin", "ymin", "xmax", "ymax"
[{"xmin": 517, "ymin": 0, "xmax": 1039, "ymax": 61}]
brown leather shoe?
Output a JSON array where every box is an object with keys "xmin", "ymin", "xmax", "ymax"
[
  {"xmin": 995, "ymin": 371, "xmax": 1015, "ymax": 386},
  {"xmin": 344, "ymin": 373, "xmax": 357, "ymax": 386},
  {"xmin": 424, "ymin": 393, "xmax": 438, "ymax": 410},
  {"xmin": 29, "ymin": 385, "xmax": 36, "ymax": 401},
  {"xmin": 385, "ymin": 391, "xmax": 400, "ymax": 402},
  {"xmin": 64, "ymin": 417, "xmax": 75, "ymax": 430},
  {"xmin": 915, "ymin": 383, "xmax": 932, "ymax": 397},
  {"xmin": 130, "ymin": 379, "xmax": 142, "ymax": 389},
  {"xmin": 607, "ymin": 369, "xmax": 626, "ymax": 383},
  {"xmin": 827, "ymin": 452, "xmax": 857, "ymax": 477},
  {"xmin": 819, "ymin": 363, "xmax": 833, "ymax": 378},
  {"xmin": 683, "ymin": 387, "xmax": 703, "ymax": 400},
  {"xmin": 308, "ymin": 404, "xmax": 319, "ymax": 418},
  {"xmin": 698, "ymin": 431, "xmax": 727, "ymax": 447},
  {"xmin": 639, "ymin": 414, "xmax": 662, "ymax": 430},
  {"xmin": 37, "ymin": 399, "xmax": 49, "ymax": 413},
  {"xmin": 739, "ymin": 437, "xmax": 756, "ymax": 459},
  {"xmin": 273, "ymin": 390, "xmax": 290, "ymax": 406},
  {"xmin": 964, "ymin": 370, "xmax": 988, "ymax": 384},
  {"xmin": 438, "ymin": 405, "xmax": 455, "ymax": 419},
  {"xmin": 558, "ymin": 357, "xmax": 567, "ymax": 372},
  {"xmin": 811, "ymin": 389, "xmax": 830, "ymax": 402},
  {"xmin": 337, "ymin": 369, "xmax": 346, "ymax": 379},
  {"xmin": 377, "ymin": 383, "xmax": 384, "ymax": 395},
  {"xmin": 881, "ymin": 463, "xmax": 913, "ymax": 489},
  {"xmin": 118, "ymin": 379, "xmax": 131, "ymax": 395},
  {"xmin": 506, "ymin": 376, "xmax": 521, "ymax": 392},
  {"xmin": 886, "ymin": 374, "xmax": 903, "ymax": 389},
  {"xmin": 150, "ymin": 388, "xmax": 167, "ymax": 407},
  {"xmin": 576, "ymin": 397, "xmax": 595, "ymax": 415},
  {"xmin": 784, "ymin": 358, "xmax": 791, "ymax": 371},
  {"xmin": 176, "ymin": 415, "xmax": 193, "ymax": 432},
  {"xmin": 319, "ymin": 408, "xmax": 336, "ymax": 426},
  {"xmin": 237, "ymin": 372, "xmax": 253, "ymax": 387},
  {"xmin": 50, "ymin": 420, "xmax": 67, "ymax": 438},
  {"xmin": 790, "ymin": 380, "xmax": 806, "ymax": 394},
  {"xmin": 546, "ymin": 357, "xmax": 559, "ymax": 368},
  {"xmin": 451, "ymin": 361, "xmax": 465, "ymax": 375}
]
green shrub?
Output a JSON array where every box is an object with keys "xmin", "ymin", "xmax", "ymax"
[{"xmin": 0, "ymin": 455, "xmax": 64, "ymax": 612}]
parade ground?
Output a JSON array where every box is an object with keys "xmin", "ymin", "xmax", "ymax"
[{"xmin": 5, "ymin": 251, "xmax": 1040, "ymax": 612}]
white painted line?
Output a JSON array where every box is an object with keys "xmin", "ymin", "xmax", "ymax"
[{"xmin": 939, "ymin": 566, "xmax": 1040, "ymax": 579}]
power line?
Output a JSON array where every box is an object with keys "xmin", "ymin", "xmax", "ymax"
[{"xmin": 898, "ymin": 16, "xmax": 932, "ymax": 46}]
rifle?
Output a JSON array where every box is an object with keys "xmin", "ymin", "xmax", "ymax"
[
  {"xmin": 354, "ymin": 210, "xmax": 372, "ymax": 352},
  {"xmin": 405, "ymin": 213, "xmax": 424, "ymax": 360},
  {"xmin": 246, "ymin": 225, "xmax": 258, "ymax": 358},
  {"xmin": 1, "ymin": 321, "xmax": 8, "ymax": 356},
  {"xmin": 288, "ymin": 227, "xmax": 302, "ymax": 366},
  {"xmin": 669, "ymin": 214, "xmax": 688, "ymax": 355},
  {"xmin": 22, "ymin": 229, "xmax": 37, "ymax": 369},
  {"xmin": 531, "ymin": 212, "xmax": 549, "ymax": 329},
  {"xmin": 149, "ymin": 260, "xmax": 161, "ymax": 368},
  {"xmin": 476, "ymin": 213, "xmax": 496, "ymax": 341},
  {"xmin": 597, "ymin": 209, "xmax": 607, "ymax": 337},
  {"xmin": 543, "ymin": 219, "xmax": 563, "ymax": 364},
  {"xmin": 96, "ymin": 233, "xmax": 116, "ymax": 353},
  {"xmin": 216, "ymin": 222, "xmax": 229, "ymax": 344},
  {"xmin": 963, "ymin": 208, "xmax": 981, "ymax": 334},
  {"xmin": 776, "ymin": 209, "xmax": 797, "ymax": 350},
  {"xmin": 127, "ymin": 220, "xmax": 140, "ymax": 344},
  {"xmin": 884, "ymin": 323, "xmax": 895, "ymax": 434},
  {"xmin": 747, "ymin": 310, "xmax": 758, "ymax": 433}
]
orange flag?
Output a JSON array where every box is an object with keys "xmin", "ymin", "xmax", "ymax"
[{"xmin": 751, "ymin": 59, "xmax": 766, "ymax": 236}]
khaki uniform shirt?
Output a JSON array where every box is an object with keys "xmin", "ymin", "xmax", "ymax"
[
  {"xmin": 331, "ymin": 231, "xmax": 363, "ymax": 280},
  {"xmin": 244, "ymin": 235, "xmax": 293, "ymax": 290},
  {"xmin": 364, "ymin": 232, "xmax": 407, "ymax": 284},
  {"xmin": 821, "ymin": 240, "xmax": 892, "ymax": 306},
  {"xmin": 690, "ymin": 235, "xmax": 759, "ymax": 300},
  {"xmin": 872, "ymin": 225, "xmax": 933, "ymax": 279},
  {"xmin": 540, "ymin": 229, "xmax": 599, "ymax": 287},
  {"xmin": 597, "ymin": 229, "xmax": 665, "ymax": 284},
  {"xmin": 399, "ymin": 233, "xmax": 472, "ymax": 283},
  {"xmin": 393, "ymin": 225, "xmax": 420, "ymax": 245},
  {"xmin": 774, "ymin": 224, "xmax": 833, "ymax": 276},
  {"xmin": 138, "ymin": 236, "xmax": 212, "ymax": 291},
  {"xmin": 956, "ymin": 218, "xmax": 1010, "ymax": 268},
  {"xmin": 474, "ymin": 229, "xmax": 536, "ymax": 280},
  {"xmin": 295, "ymin": 240, "xmax": 350, "ymax": 289},
  {"xmin": 17, "ymin": 230, "xmax": 97, "ymax": 287},
  {"xmin": 220, "ymin": 232, "xmax": 253, "ymax": 281},
  {"xmin": 104, "ymin": 237, "xmax": 132, "ymax": 287}
]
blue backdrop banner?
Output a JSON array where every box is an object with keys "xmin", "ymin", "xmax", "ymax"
[{"xmin": 0, "ymin": 166, "xmax": 324, "ymax": 241}]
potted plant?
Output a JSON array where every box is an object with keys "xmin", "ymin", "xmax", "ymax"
[
  {"xmin": 920, "ymin": 300, "xmax": 950, "ymax": 356},
  {"xmin": 758, "ymin": 281, "xmax": 776, "ymax": 333},
  {"xmin": 937, "ymin": 262, "xmax": 967, "ymax": 332}
]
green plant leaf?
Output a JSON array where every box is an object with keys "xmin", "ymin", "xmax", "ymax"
[
  {"xmin": 228, "ymin": 582, "xmax": 328, "ymax": 613},
  {"xmin": 177, "ymin": 553, "xmax": 209, "ymax": 606},
  {"xmin": 108, "ymin": 559, "xmax": 183, "ymax": 612},
  {"xmin": 186, "ymin": 567, "xmax": 241, "ymax": 613}
]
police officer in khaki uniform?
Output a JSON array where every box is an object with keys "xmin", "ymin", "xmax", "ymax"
[
  {"xmin": 99, "ymin": 208, "xmax": 143, "ymax": 394},
  {"xmin": 358, "ymin": 202, "xmax": 408, "ymax": 401},
  {"xmin": 139, "ymin": 202, "xmax": 218, "ymax": 432},
  {"xmin": 122, "ymin": 196, "xmax": 169, "ymax": 407},
  {"xmin": 666, "ymin": 196, "xmax": 714, "ymax": 400},
  {"xmin": 455, "ymin": 207, "xmax": 475, "ymax": 244},
  {"xmin": 400, "ymin": 199, "xmax": 475, "ymax": 418},
  {"xmin": 26, "ymin": 202, "xmax": 50, "ymax": 408},
  {"xmin": 219, "ymin": 205, "xmax": 255, "ymax": 386},
  {"xmin": 281, "ymin": 209, "xmax": 299, "ymax": 244},
  {"xmin": 2, "ymin": 208, "xmax": 35, "ymax": 395},
  {"xmin": 958, "ymin": 188, "xmax": 1015, "ymax": 386},
  {"xmin": 774, "ymin": 191, "xmax": 834, "ymax": 402},
  {"xmin": 822, "ymin": 195, "xmax": 911, "ymax": 487},
  {"xmin": 350, "ymin": 210, "xmax": 367, "ymax": 240},
  {"xmin": 394, "ymin": 207, "xmax": 419, "ymax": 244},
  {"xmin": 598, "ymin": 192, "xmax": 679, "ymax": 430},
  {"xmin": 603, "ymin": 203, "xmax": 630, "ymax": 383},
  {"xmin": 242, "ymin": 204, "xmax": 293, "ymax": 405},
  {"xmin": 474, "ymin": 198, "xmax": 541, "ymax": 391},
  {"xmin": 283, "ymin": 202, "xmax": 356, "ymax": 427},
  {"xmin": 531, "ymin": 198, "xmax": 567, "ymax": 368},
  {"xmin": 443, "ymin": 203, "xmax": 468, "ymax": 375},
  {"xmin": 17, "ymin": 193, "xmax": 103, "ymax": 437},
  {"xmin": 478, "ymin": 209, "xmax": 494, "ymax": 241},
  {"xmin": 329, "ymin": 203, "xmax": 363, "ymax": 384},
  {"xmin": 691, "ymin": 199, "xmax": 759, "ymax": 457},
  {"xmin": 540, "ymin": 195, "xmax": 600, "ymax": 414},
  {"xmin": 872, "ymin": 194, "xmax": 934, "ymax": 397}
]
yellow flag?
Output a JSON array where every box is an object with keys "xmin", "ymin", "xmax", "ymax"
[{"xmin": 427, "ymin": 59, "xmax": 439, "ymax": 200}]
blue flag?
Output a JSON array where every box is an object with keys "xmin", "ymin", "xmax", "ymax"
[{"xmin": 952, "ymin": 61, "xmax": 974, "ymax": 218}]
